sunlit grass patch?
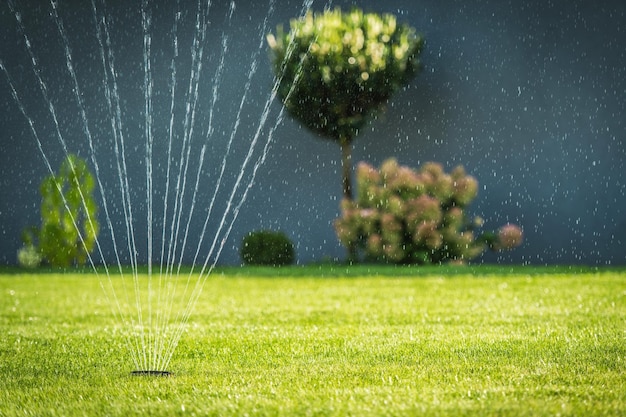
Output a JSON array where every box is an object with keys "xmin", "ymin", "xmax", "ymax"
[{"xmin": 0, "ymin": 266, "xmax": 624, "ymax": 416}]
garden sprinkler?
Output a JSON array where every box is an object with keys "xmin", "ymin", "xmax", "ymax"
[{"xmin": 131, "ymin": 370, "xmax": 172, "ymax": 377}]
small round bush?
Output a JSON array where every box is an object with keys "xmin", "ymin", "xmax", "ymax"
[{"xmin": 240, "ymin": 230, "xmax": 295, "ymax": 266}]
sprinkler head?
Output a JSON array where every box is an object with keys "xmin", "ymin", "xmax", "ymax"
[{"xmin": 131, "ymin": 370, "xmax": 172, "ymax": 377}]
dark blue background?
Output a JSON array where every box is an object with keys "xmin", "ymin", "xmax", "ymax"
[{"xmin": 1, "ymin": 0, "xmax": 624, "ymax": 266}]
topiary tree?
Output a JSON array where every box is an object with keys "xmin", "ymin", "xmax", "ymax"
[
  {"xmin": 267, "ymin": 8, "xmax": 423, "ymax": 200},
  {"xmin": 240, "ymin": 230, "xmax": 295, "ymax": 266},
  {"xmin": 20, "ymin": 154, "xmax": 99, "ymax": 267},
  {"xmin": 334, "ymin": 158, "xmax": 523, "ymax": 264}
]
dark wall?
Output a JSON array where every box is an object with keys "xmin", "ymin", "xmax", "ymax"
[{"xmin": 1, "ymin": 0, "xmax": 624, "ymax": 266}]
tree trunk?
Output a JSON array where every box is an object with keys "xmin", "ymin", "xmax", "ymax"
[
  {"xmin": 340, "ymin": 137, "xmax": 357, "ymax": 263},
  {"xmin": 340, "ymin": 139, "xmax": 353, "ymax": 201}
]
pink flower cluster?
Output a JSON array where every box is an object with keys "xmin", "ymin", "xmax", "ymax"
[{"xmin": 334, "ymin": 158, "xmax": 523, "ymax": 264}]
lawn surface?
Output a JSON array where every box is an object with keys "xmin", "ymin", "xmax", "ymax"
[{"xmin": 0, "ymin": 266, "xmax": 624, "ymax": 416}]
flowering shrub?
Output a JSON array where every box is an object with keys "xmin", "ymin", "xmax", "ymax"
[{"xmin": 334, "ymin": 158, "xmax": 523, "ymax": 264}]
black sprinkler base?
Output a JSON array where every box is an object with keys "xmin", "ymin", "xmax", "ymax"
[{"xmin": 131, "ymin": 370, "xmax": 172, "ymax": 377}]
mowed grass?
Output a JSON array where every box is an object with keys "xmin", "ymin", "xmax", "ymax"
[{"xmin": 0, "ymin": 266, "xmax": 624, "ymax": 416}]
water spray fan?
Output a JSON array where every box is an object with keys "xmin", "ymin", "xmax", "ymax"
[{"xmin": 1, "ymin": 0, "xmax": 312, "ymax": 375}]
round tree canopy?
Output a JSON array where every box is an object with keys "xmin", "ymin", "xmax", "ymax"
[{"xmin": 268, "ymin": 8, "xmax": 424, "ymax": 144}]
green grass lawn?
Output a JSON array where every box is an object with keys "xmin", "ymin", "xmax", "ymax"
[{"xmin": 1, "ymin": 266, "xmax": 624, "ymax": 416}]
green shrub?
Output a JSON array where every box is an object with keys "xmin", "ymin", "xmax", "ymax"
[
  {"xmin": 334, "ymin": 158, "xmax": 523, "ymax": 264},
  {"xmin": 241, "ymin": 230, "xmax": 295, "ymax": 266},
  {"xmin": 20, "ymin": 154, "xmax": 99, "ymax": 268}
]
